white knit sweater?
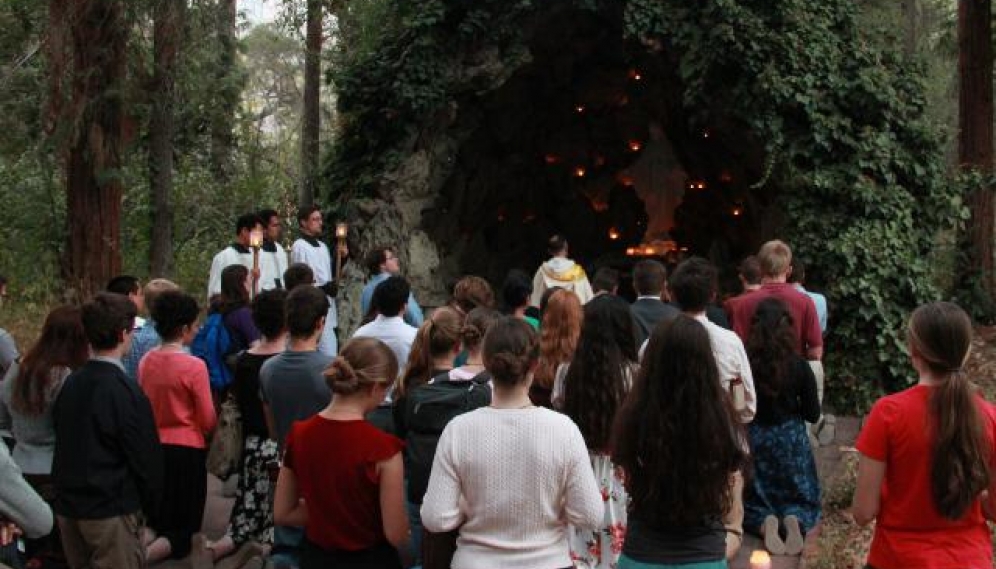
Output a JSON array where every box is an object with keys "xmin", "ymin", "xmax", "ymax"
[{"xmin": 421, "ymin": 406, "xmax": 603, "ymax": 569}]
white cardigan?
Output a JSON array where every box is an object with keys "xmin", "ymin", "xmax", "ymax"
[{"xmin": 421, "ymin": 406, "xmax": 603, "ymax": 569}]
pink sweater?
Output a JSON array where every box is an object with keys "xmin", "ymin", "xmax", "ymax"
[{"xmin": 138, "ymin": 350, "xmax": 216, "ymax": 448}]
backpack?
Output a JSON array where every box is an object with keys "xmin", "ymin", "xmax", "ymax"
[
  {"xmin": 190, "ymin": 312, "xmax": 234, "ymax": 391},
  {"xmin": 404, "ymin": 371, "xmax": 491, "ymax": 504}
]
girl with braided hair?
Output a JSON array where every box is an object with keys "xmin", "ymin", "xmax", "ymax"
[{"xmin": 274, "ymin": 337, "xmax": 409, "ymax": 569}]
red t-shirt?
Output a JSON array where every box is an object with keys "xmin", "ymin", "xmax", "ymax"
[
  {"xmin": 283, "ymin": 416, "xmax": 403, "ymax": 551},
  {"xmin": 724, "ymin": 283, "xmax": 822, "ymax": 355},
  {"xmin": 856, "ymin": 385, "xmax": 996, "ymax": 569}
]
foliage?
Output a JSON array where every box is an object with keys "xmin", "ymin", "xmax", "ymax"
[
  {"xmin": 0, "ymin": 1, "xmax": 306, "ymax": 307},
  {"xmin": 325, "ymin": 0, "xmax": 965, "ymax": 413},
  {"xmin": 622, "ymin": 0, "xmax": 965, "ymax": 411}
]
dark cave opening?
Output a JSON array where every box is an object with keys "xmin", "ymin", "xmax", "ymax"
[{"xmin": 424, "ymin": 4, "xmax": 777, "ymax": 296}]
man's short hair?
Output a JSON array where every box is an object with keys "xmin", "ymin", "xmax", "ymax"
[
  {"xmin": 738, "ymin": 256, "xmax": 762, "ymax": 286},
  {"xmin": 373, "ymin": 276, "xmax": 410, "ymax": 317},
  {"xmin": 236, "ymin": 213, "xmax": 263, "ymax": 234},
  {"xmin": 452, "ymin": 276, "xmax": 495, "ymax": 313},
  {"xmin": 257, "ymin": 209, "xmax": 279, "ymax": 225},
  {"xmin": 789, "ymin": 258, "xmax": 806, "ymax": 284},
  {"xmin": 547, "ymin": 234, "xmax": 568, "ymax": 256},
  {"xmin": 669, "ymin": 257, "xmax": 718, "ymax": 313},
  {"xmin": 296, "ymin": 204, "xmax": 321, "ymax": 226},
  {"xmin": 106, "ymin": 275, "xmax": 140, "ymax": 296},
  {"xmin": 82, "ymin": 292, "xmax": 137, "ymax": 351},
  {"xmin": 592, "ymin": 267, "xmax": 619, "ymax": 294},
  {"xmin": 364, "ymin": 246, "xmax": 394, "ymax": 276},
  {"xmin": 283, "ymin": 263, "xmax": 315, "ymax": 291},
  {"xmin": 145, "ymin": 278, "xmax": 180, "ymax": 316},
  {"xmin": 632, "ymin": 260, "xmax": 666, "ymax": 296},
  {"xmin": 757, "ymin": 240, "xmax": 792, "ymax": 278},
  {"xmin": 501, "ymin": 269, "xmax": 533, "ymax": 310},
  {"xmin": 253, "ymin": 289, "xmax": 287, "ymax": 339},
  {"xmin": 285, "ymin": 286, "xmax": 328, "ymax": 339}
]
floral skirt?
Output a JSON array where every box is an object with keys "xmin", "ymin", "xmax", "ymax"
[
  {"xmin": 569, "ymin": 452, "xmax": 628, "ymax": 569},
  {"xmin": 743, "ymin": 419, "xmax": 821, "ymax": 534},
  {"xmin": 228, "ymin": 435, "xmax": 278, "ymax": 545}
]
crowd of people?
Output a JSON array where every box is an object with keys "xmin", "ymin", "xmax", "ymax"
[{"xmin": 0, "ymin": 210, "xmax": 992, "ymax": 569}]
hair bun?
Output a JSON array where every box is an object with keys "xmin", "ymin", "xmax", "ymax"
[
  {"xmin": 486, "ymin": 352, "xmax": 527, "ymax": 381},
  {"xmin": 325, "ymin": 356, "xmax": 361, "ymax": 393},
  {"xmin": 461, "ymin": 323, "xmax": 483, "ymax": 344}
]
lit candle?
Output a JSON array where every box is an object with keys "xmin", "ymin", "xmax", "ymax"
[
  {"xmin": 749, "ymin": 550, "xmax": 772, "ymax": 569},
  {"xmin": 574, "ymin": 166, "xmax": 586, "ymax": 178},
  {"xmin": 732, "ymin": 207, "xmax": 743, "ymax": 217},
  {"xmin": 334, "ymin": 222, "xmax": 348, "ymax": 239},
  {"xmin": 575, "ymin": 104, "xmax": 586, "ymax": 114},
  {"xmin": 249, "ymin": 228, "xmax": 264, "ymax": 249},
  {"xmin": 629, "ymin": 69, "xmax": 642, "ymax": 81},
  {"xmin": 628, "ymin": 140, "xmax": 642, "ymax": 152},
  {"xmin": 608, "ymin": 227, "xmax": 620, "ymax": 240}
]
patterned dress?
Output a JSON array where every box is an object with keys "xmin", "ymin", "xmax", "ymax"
[{"xmin": 568, "ymin": 452, "xmax": 628, "ymax": 569}]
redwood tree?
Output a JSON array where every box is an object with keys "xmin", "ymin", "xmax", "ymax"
[
  {"xmin": 300, "ymin": 0, "xmax": 322, "ymax": 207},
  {"xmin": 50, "ymin": 0, "xmax": 128, "ymax": 301},
  {"xmin": 149, "ymin": 0, "xmax": 186, "ymax": 278},
  {"xmin": 958, "ymin": 0, "xmax": 995, "ymax": 303}
]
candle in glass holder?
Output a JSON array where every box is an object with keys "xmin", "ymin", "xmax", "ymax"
[
  {"xmin": 249, "ymin": 228, "xmax": 264, "ymax": 248},
  {"xmin": 749, "ymin": 550, "xmax": 772, "ymax": 569},
  {"xmin": 335, "ymin": 222, "xmax": 348, "ymax": 239}
]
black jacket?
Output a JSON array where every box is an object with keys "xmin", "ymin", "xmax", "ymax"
[
  {"xmin": 52, "ymin": 359, "xmax": 163, "ymax": 520},
  {"xmin": 631, "ymin": 298, "xmax": 680, "ymax": 345}
]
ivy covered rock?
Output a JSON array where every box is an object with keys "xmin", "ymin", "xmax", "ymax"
[{"xmin": 324, "ymin": 0, "xmax": 963, "ymax": 412}]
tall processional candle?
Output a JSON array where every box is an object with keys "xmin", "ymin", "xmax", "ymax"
[
  {"xmin": 249, "ymin": 227, "xmax": 264, "ymax": 299},
  {"xmin": 334, "ymin": 222, "xmax": 348, "ymax": 283}
]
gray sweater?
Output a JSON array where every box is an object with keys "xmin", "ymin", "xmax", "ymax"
[
  {"xmin": 0, "ymin": 363, "xmax": 68, "ymax": 475},
  {"xmin": 0, "ymin": 441, "xmax": 52, "ymax": 538}
]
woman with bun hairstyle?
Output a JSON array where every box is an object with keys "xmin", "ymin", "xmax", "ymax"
[
  {"xmin": 421, "ymin": 316, "xmax": 602, "ymax": 568},
  {"xmin": 274, "ymin": 337, "xmax": 409, "ymax": 569},
  {"xmin": 444, "ymin": 307, "xmax": 500, "ymax": 384},
  {"xmin": 531, "ymin": 289, "xmax": 582, "ymax": 407},
  {"xmin": 612, "ymin": 316, "xmax": 747, "ymax": 568},
  {"xmin": 853, "ymin": 302, "xmax": 996, "ymax": 568}
]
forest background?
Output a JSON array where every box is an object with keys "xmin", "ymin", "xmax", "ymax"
[{"xmin": 0, "ymin": 0, "xmax": 993, "ymax": 413}]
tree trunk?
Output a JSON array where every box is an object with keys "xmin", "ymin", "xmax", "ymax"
[
  {"xmin": 210, "ymin": 0, "xmax": 238, "ymax": 182},
  {"xmin": 149, "ymin": 0, "xmax": 185, "ymax": 278},
  {"xmin": 958, "ymin": 0, "xmax": 995, "ymax": 301},
  {"xmin": 300, "ymin": 0, "xmax": 322, "ymax": 207},
  {"xmin": 900, "ymin": 0, "xmax": 918, "ymax": 55},
  {"xmin": 59, "ymin": 0, "xmax": 128, "ymax": 301}
]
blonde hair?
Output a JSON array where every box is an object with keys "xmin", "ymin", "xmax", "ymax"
[
  {"xmin": 757, "ymin": 240, "xmax": 792, "ymax": 278},
  {"xmin": 144, "ymin": 278, "xmax": 179, "ymax": 313}
]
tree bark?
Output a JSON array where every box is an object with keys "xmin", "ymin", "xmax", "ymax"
[
  {"xmin": 58, "ymin": 0, "xmax": 128, "ymax": 301},
  {"xmin": 149, "ymin": 0, "xmax": 185, "ymax": 278},
  {"xmin": 900, "ymin": 0, "xmax": 918, "ymax": 55},
  {"xmin": 958, "ymin": 0, "xmax": 995, "ymax": 301},
  {"xmin": 210, "ymin": 0, "xmax": 238, "ymax": 182},
  {"xmin": 300, "ymin": 0, "xmax": 322, "ymax": 207}
]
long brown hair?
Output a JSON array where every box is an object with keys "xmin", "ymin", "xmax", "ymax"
[
  {"xmin": 563, "ymin": 298, "xmax": 637, "ymax": 450},
  {"xmin": 13, "ymin": 306, "xmax": 89, "ymax": 415},
  {"xmin": 746, "ymin": 298, "xmax": 797, "ymax": 401},
  {"xmin": 534, "ymin": 289, "xmax": 582, "ymax": 389},
  {"xmin": 612, "ymin": 316, "xmax": 746, "ymax": 527},
  {"xmin": 909, "ymin": 302, "xmax": 991, "ymax": 519},
  {"xmin": 396, "ymin": 307, "xmax": 462, "ymax": 398}
]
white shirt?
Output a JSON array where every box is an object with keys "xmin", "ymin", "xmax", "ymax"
[
  {"xmin": 421, "ymin": 407, "xmax": 603, "ymax": 569},
  {"xmin": 207, "ymin": 245, "xmax": 253, "ymax": 299},
  {"xmin": 259, "ymin": 243, "xmax": 289, "ymax": 291},
  {"xmin": 638, "ymin": 313, "xmax": 756, "ymax": 422},
  {"xmin": 292, "ymin": 237, "xmax": 339, "ymax": 355},
  {"xmin": 351, "ymin": 315, "xmax": 418, "ymax": 376}
]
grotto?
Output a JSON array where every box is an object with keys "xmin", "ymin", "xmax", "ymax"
[{"xmin": 329, "ymin": 0, "xmax": 958, "ymax": 401}]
